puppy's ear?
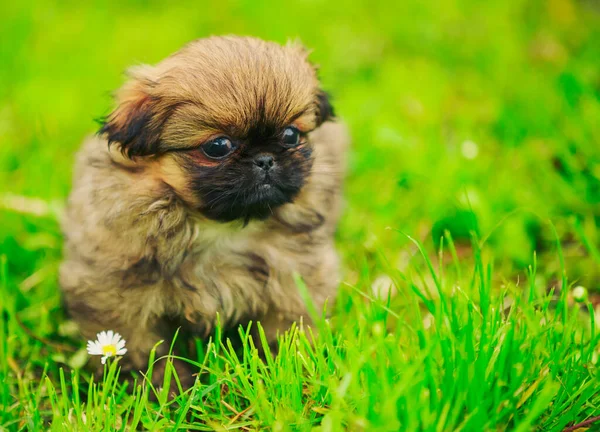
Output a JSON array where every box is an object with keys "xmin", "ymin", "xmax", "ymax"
[
  {"xmin": 99, "ymin": 66, "xmax": 163, "ymax": 158},
  {"xmin": 316, "ymin": 90, "xmax": 335, "ymax": 126}
]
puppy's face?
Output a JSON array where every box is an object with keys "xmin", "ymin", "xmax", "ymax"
[{"xmin": 101, "ymin": 37, "xmax": 334, "ymax": 222}]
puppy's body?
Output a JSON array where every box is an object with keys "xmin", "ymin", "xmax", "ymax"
[{"xmin": 60, "ymin": 37, "xmax": 348, "ymax": 382}]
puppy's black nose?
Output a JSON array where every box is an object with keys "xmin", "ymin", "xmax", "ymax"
[{"xmin": 254, "ymin": 154, "xmax": 275, "ymax": 171}]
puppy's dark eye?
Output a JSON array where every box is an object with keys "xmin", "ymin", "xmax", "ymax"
[
  {"xmin": 282, "ymin": 126, "xmax": 301, "ymax": 147},
  {"xmin": 202, "ymin": 137, "xmax": 235, "ymax": 159}
]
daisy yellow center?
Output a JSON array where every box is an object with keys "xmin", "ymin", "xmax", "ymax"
[{"xmin": 102, "ymin": 344, "xmax": 117, "ymax": 357}]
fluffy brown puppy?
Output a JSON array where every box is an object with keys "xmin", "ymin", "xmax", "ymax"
[{"xmin": 59, "ymin": 36, "xmax": 348, "ymax": 387}]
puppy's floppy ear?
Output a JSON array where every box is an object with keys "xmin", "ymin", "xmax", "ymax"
[
  {"xmin": 316, "ymin": 90, "xmax": 335, "ymax": 126},
  {"xmin": 99, "ymin": 65, "xmax": 164, "ymax": 159}
]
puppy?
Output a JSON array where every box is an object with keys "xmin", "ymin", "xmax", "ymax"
[{"xmin": 60, "ymin": 36, "xmax": 348, "ymax": 388}]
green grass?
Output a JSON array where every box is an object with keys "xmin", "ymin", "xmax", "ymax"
[{"xmin": 1, "ymin": 0, "xmax": 600, "ymax": 430}]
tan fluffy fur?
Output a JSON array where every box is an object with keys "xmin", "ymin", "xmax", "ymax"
[{"xmin": 60, "ymin": 36, "xmax": 348, "ymax": 386}]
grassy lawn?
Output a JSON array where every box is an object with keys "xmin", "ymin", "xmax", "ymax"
[{"xmin": 1, "ymin": 0, "xmax": 600, "ymax": 430}]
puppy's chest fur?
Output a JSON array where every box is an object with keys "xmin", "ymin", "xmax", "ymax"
[
  {"xmin": 164, "ymin": 220, "xmax": 311, "ymax": 327},
  {"xmin": 101, "ymin": 196, "xmax": 320, "ymax": 333}
]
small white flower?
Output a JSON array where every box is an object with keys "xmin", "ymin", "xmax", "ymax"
[
  {"xmin": 87, "ymin": 330, "xmax": 127, "ymax": 364},
  {"xmin": 371, "ymin": 274, "xmax": 397, "ymax": 300},
  {"xmin": 572, "ymin": 286, "xmax": 588, "ymax": 303},
  {"xmin": 461, "ymin": 140, "xmax": 479, "ymax": 160}
]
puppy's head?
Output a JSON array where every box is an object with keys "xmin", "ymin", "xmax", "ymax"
[{"xmin": 100, "ymin": 36, "xmax": 334, "ymax": 222}]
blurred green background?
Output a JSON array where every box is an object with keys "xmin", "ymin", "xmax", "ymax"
[{"xmin": 1, "ymin": 0, "xmax": 599, "ymax": 293}]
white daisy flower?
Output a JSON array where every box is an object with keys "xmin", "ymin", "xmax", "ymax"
[{"xmin": 86, "ymin": 330, "xmax": 127, "ymax": 364}]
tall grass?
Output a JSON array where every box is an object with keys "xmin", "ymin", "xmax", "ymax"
[{"xmin": 2, "ymin": 233, "xmax": 597, "ymax": 430}]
